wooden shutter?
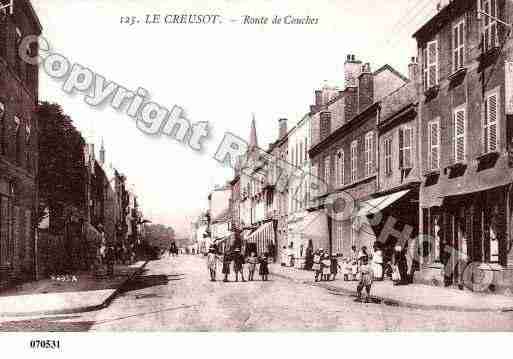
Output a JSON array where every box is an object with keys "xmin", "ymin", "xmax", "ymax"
[
  {"xmin": 454, "ymin": 109, "xmax": 465, "ymax": 162},
  {"xmin": 427, "ymin": 41, "xmax": 438, "ymax": 88},
  {"xmin": 429, "ymin": 121, "xmax": 440, "ymax": 170},
  {"xmin": 399, "ymin": 128, "xmax": 404, "ymax": 168},
  {"xmin": 422, "ymin": 47, "xmax": 428, "ymax": 91},
  {"xmin": 485, "ymin": 93, "xmax": 498, "ymax": 153}
]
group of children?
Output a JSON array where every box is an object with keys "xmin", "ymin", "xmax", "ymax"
[
  {"xmin": 312, "ymin": 249, "xmax": 342, "ymax": 282},
  {"xmin": 207, "ymin": 246, "xmax": 271, "ymax": 282},
  {"xmin": 311, "ymin": 246, "xmax": 375, "ymax": 302}
]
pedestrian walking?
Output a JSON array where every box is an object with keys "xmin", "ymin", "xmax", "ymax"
[
  {"xmin": 330, "ymin": 254, "xmax": 342, "ymax": 281},
  {"xmin": 222, "ymin": 252, "xmax": 231, "ymax": 282},
  {"xmin": 247, "ymin": 252, "xmax": 258, "ymax": 281},
  {"xmin": 312, "ymin": 249, "xmax": 322, "ymax": 282},
  {"xmin": 356, "ymin": 247, "xmax": 373, "ymax": 302},
  {"xmin": 233, "ymin": 248, "xmax": 246, "ymax": 282},
  {"xmin": 206, "ymin": 246, "xmax": 218, "ymax": 281},
  {"xmin": 259, "ymin": 252, "xmax": 270, "ymax": 281}
]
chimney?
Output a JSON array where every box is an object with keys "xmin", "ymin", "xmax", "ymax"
[
  {"xmin": 344, "ymin": 87, "xmax": 358, "ymax": 122},
  {"xmin": 358, "ymin": 63, "xmax": 374, "ymax": 112},
  {"xmin": 408, "ymin": 57, "xmax": 419, "ymax": 84},
  {"xmin": 344, "ymin": 54, "xmax": 362, "ymax": 88},
  {"xmin": 278, "ymin": 118, "xmax": 288, "ymax": 139},
  {"xmin": 315, "ymin": 90, "xmax": 322, "ymax": 106}
]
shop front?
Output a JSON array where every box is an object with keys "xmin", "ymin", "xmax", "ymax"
[
  {"xmin": 417, "ymin": 160, "xmax": 513, "ymax": 293},
  {"xmin": 244, "ymin": 220, "xmax": 276, "ymax": 257}
]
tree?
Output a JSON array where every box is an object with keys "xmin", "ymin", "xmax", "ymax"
[
  {"xmin": 144, "ymin": 224, "xmax": 176, "ymax": 249},
  {"xmin": 37, "ymin": 102, "xmax": 86, "ymax": 232}
]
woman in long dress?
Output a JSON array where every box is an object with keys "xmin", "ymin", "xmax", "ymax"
[
  {"xmin": 372, "ymin": 243, "xmax": 383, "ymax": 281},
  {"xmin": 206, "ymin": 247, "xmax": 218, "ymax": 281}
]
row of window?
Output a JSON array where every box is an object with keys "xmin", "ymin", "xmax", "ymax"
[
  {"xmin": 320, "ymin": 131, "xmax": 376, "ymax": 189},
  {"xmin": 422, "ymin": 0, "xmax": 499, "ymax": 91},
  {"xmin": 427, "ymin": 90, "xmax": 498, "ymax": 171}
]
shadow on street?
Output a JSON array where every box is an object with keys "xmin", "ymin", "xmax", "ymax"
[{"xmin": 118, "ymin": 271, "xmax": 184, "ymax": 295}]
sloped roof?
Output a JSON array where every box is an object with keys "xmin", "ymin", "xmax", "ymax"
[{"xmin": 379, "ymin": 82, "xmax": 417, "ymax": 124}]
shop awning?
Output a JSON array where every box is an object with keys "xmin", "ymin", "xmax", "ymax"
[
  {"xmin": 290, "ymin": 211, "xmax": 328, "ymax": 242},
  {"xmin": 245, "ymin": 221, "xmax": 274, "ymax": 244},
  {"xmin": 214, "ymin": 233, "xmax": 234, "ymax": 244},
  {"xmin": 355, "ymin": 189, "xmax": 411, "ymax": 217}
]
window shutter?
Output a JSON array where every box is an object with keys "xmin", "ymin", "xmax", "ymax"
[
  {"xmin": 485, "ymin": 93, "xmax": 498, "ymax": 153},
  {"xmin": 428, "ymin": 41, "xmax": 438, "ymax": 88},
  {"xmin": 459, "ymin": 22, "xmax": 465, "ymax": 68},
  {"xmin": 454, "ymin": 109, "xmax": 465, "ymax": 162},
  {"xmin": 398, "ymin": 128, "xmax": 404, "ymax": 168},
  {"xmin": 429, "ymin": 122, "xmax": 440, "ymax": 170},
  {"xmin": 422, "ymin": 47, "xmax": 428, "ymax": 91}
]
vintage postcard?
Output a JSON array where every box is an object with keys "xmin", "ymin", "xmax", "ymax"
[{"xmin": 0, "ymin": 0, "xmax": 513, "ymax": 351}]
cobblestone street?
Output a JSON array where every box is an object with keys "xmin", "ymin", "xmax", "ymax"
[{"xmin": 1, "ymin": 256, "xmax": 513, "ymax": 331}]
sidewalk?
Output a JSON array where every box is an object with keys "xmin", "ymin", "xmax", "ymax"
[
  {"xmin": 0, "ymin": 261, "xmax": 148, "ymax": 317},
  {"xmin": 270, "ymin": 264, "xmax": 513, "ymax": 312}
]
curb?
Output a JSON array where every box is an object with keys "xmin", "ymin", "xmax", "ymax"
[
  {"xmin": 0, "ymin": 261, "xmax": 149, "ymax": 318},
  {"xmin": 271, "ymin": 270, "xmax": 513, "ymax": 313}
]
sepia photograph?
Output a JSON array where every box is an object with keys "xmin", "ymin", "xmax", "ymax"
[{"xmin": 0, "ymin": 0, "xmax": 513, "ymax": 353}]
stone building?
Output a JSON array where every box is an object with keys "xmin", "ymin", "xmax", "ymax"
[
  {"xmin": 0, "ymin": 0, "xmax": 42, "ymax": 286},
  {"xmin": 269, "ymin": 118, "xmax": 289, "ymax": 263},
  {"xmin": 413, "ymin": 0, "xmax": 513, "ymax": 292},
  {"xmin": 309, "ymin": 56, "xmax": 408, "ymax": 258},
  {"xmin": 374, "ymin": 59, "xmax": 422, "ymax": 270}
]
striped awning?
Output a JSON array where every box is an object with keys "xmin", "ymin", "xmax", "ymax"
[{"xmin": 245, "ymin": 221, "xmax": 274, "ymax": 244}]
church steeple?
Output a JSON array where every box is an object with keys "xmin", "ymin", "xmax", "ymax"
[
  {"xmin": 249, "ymin": 113, "xmax": 258, "ymax": 150},
  {"xmin": 99, "ymin": 138, "xmax": 105, "ymax": 165}
]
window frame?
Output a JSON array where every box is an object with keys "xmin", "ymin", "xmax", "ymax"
[
  {"xmin": 335, "ymin": 149, "xmax": 344, "ymax": 187},
  {"xmin": 423, "ymin": 40, "xmax": 439, "ymax": 91},
  {"xmin": 350, "ymin": 140, "xmax": 358, "ymax": 183},
  {"xmin": 399, "ymin": 126, "xmax": 413, "ymax": 169},
  {"xmin": 384, "ymin": 137, "xmax": 392, "ymax": 176},
  {"xmin": 453, "ymin": 18, "xmax": 466, "ymax": 72},
  {"xmin": 364, "ymin": 131, "xmax": 374, "ymax": 177},
  {"xmin": 324, "ymin": 155, "xmax": 331, "ymax": 188},
  {"xmin": 482, "ymin": 0, "xmax": 499, "ymax": 52}
]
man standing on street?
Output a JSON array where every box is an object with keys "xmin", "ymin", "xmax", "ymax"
[{"xmin": 233, "ymin": 248, "xmax": 246, "ymax": 282}]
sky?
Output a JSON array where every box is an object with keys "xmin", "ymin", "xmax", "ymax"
[{"xmin": 30, "ymin": 0, "xmax": 440, "ymax": 237}]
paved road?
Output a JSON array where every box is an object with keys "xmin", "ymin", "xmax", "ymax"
[{"xmin": 1, "ymin": 255, "xmax": 513, "ymax": 331}]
